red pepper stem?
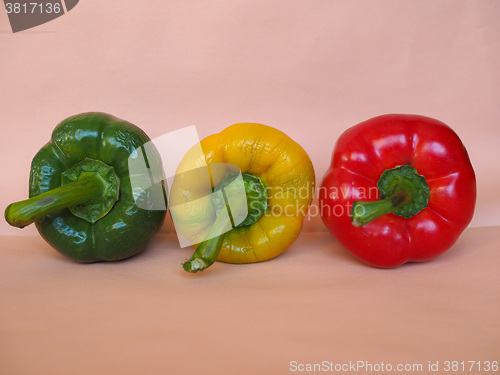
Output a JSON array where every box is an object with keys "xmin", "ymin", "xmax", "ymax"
[
  {"xmin": 351, "ymin": 192, "xmax": 410, "ymax": 227},
  {"xmin": 4, "ymin": 174, "xmax": 104, "ymax": 228},
  {"xmin": 351, "ymin": 165, "xmax": 430, "ymax": 227}
]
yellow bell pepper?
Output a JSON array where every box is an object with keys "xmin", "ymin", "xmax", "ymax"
[{"xmin": 169, "ymin": 123, "xmax": 315, "ymax": 273}]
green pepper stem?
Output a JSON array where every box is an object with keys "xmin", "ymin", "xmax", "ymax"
[
  {"xmin": 182, "ymin": 210, "xmax": 231, "ymax": 273},
  {"xmin": 5, "ymin": 174, "xmax": 104, "ymax": 228},
  {"xmin": 352, "ymin": 193, "xmax": 409, "ymax": 227}
]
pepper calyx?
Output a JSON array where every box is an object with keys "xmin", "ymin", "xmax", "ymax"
[
  {"xmin": 213, "ymin": 172, "xmax": 268, "ymax": 228},
  {"xmin": 61, "ymin": 158, "xmax": 120, "ymax": 223}
]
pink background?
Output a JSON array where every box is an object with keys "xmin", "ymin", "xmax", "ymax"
[
  {"xmin": 1, "ymin": 0, "xmax": 499, "ymax": 236},
  {"xmin": 1, "ymin": 2, "xmax": 499, "ymax": 375}
]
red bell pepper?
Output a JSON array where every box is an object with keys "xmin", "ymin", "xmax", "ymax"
[{"xmin": 319, "ymin": 114, "xmax": 476, "ymax": 267}]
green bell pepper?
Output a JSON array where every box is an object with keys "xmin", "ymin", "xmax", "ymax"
[{"xmin": 5, "ymin": 113, "xmax": 166, "ymax": 262}]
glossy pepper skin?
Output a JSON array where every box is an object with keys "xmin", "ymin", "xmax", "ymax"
[
  {"xmin": 319, "ymin": 114, "xmax": 476, "ymax": 268},
  {"xmin": 5, "ymin": 113, "xmax": 166, "ymax": 262},
  {"xmin": 170, "ymin": 123, "xmax": 315, "ymax": 272}
]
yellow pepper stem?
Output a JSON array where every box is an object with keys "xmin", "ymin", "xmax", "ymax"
[
  {"xmin": 182, "ymin": 172, "xmax": 268, "ymax": 273},
  {"xmin": 182, "ymin": 212, "xmax": 230, "ymax": 273}
]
